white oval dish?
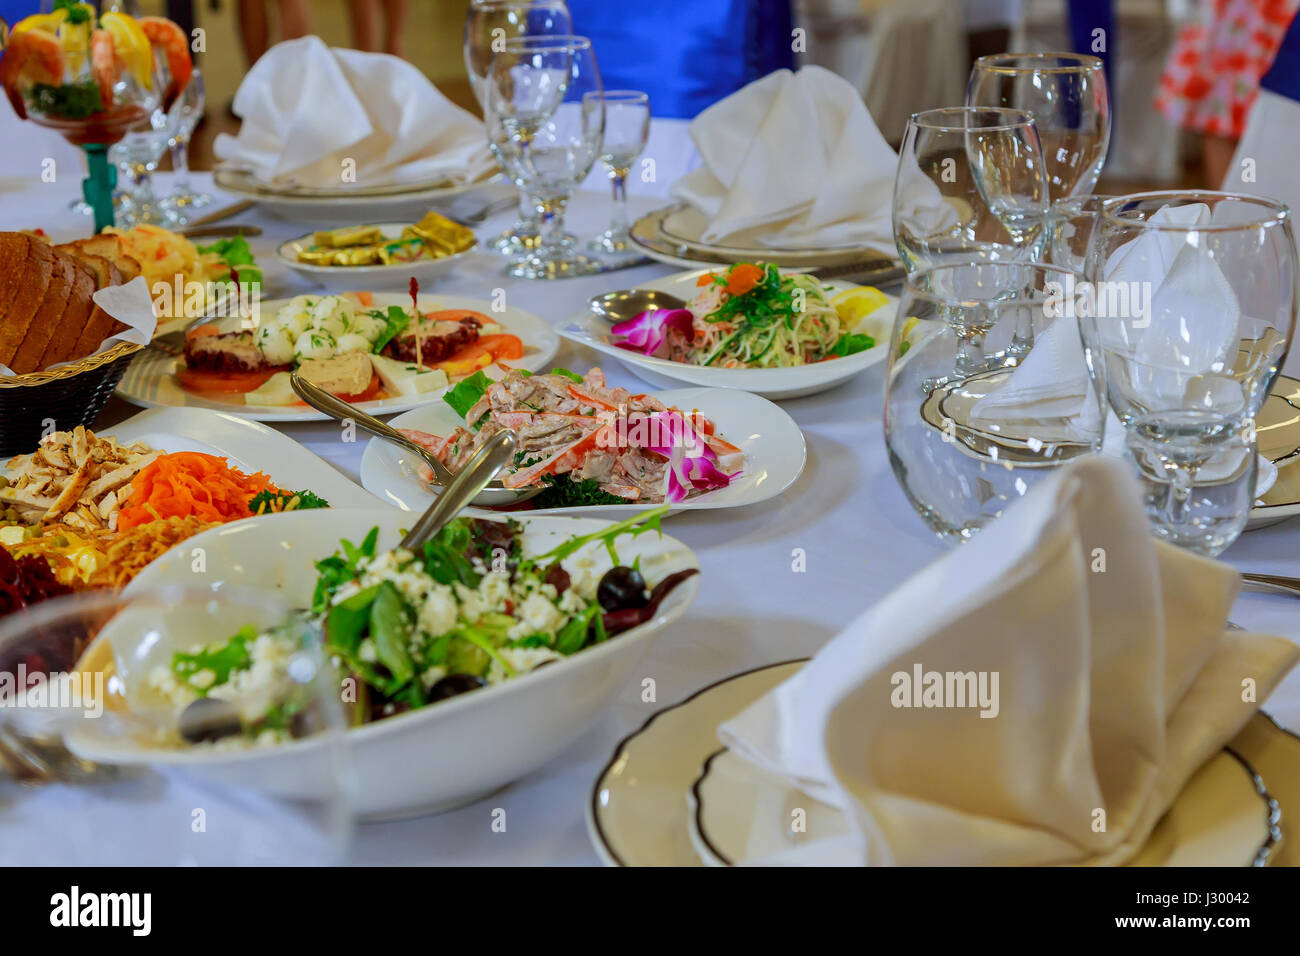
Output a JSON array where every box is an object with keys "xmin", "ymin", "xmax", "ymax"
[
  {"xmin": 359, "ymin": 386, "xmax": 807, "ymax": 517},
  {"xmin": 68, "ymin": 508, "xmax": 699, "ymax": 820},
  {"xmin": 116, "ymin": 293, "xmax": 560, "ymax": 422},
  {"xmin": 276, "ymin": 223, "xmax": 475, "ymax": 293},
  {"xmin": 559, "ymin": 269, "xmax": 895, "ymax": 400}
]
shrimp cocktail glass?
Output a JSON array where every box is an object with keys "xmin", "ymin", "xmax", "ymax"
[{"xmin": 0, "ymin": 2, "xmax": 193, "ymax": 233}]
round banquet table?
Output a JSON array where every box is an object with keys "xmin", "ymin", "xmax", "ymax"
[{"xmin": 4, "ymin": 171, "xmax": 1300, "ymax": 866}]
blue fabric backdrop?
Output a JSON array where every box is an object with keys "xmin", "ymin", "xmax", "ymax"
[
  {"xmin": 1261, "ymin": 7, "xmax": 1300, "ymax": 99},
  {"xmin": 566, "ymin": 0, "xmax": 795, "ymax": 119}
]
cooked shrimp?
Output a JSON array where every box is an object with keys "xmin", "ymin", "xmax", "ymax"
[
  {"xmin": 139, "ymin": 17, "xmax": 191, "ymax": 94},
  {"xmin": 0, "ymin": 28, "xmax": 64, "ymax": 117},
  {"xmin": 89, "ymin": 29, "xmax": 119, "ymax": 108}
]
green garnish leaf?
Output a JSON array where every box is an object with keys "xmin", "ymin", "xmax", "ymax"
[
  {"xmin": 30, "ymin": 81, "xmax": 101, "ymax": 120},
  {"xmin": 172, "ymin": 625, "xmax": 256, "ymax": 693},
  {"xmin": 442, "ymin": 370, "xmax": 493, "ymax": 427},
  {"xmin": 371, "ymin": 305, "xmax": 412, "ymax": 354},
  {"xmin": 549, "ymin": 367, "xmax": 584, "ymax": 383},
  {"xmin": 369, "ymin": 581, "xmax": 415, "ymax": 685},
  {"xmin": 830, "ymin": 332, "xmax": 876, "ymax": 357},
  {"xmin": 248, "ymin": 488, "xmax": 329, "ymax": 514}
]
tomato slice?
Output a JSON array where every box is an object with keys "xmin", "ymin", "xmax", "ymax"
[
  {"xmin": 177, "ymin": 365, "xmax": 287, "ymax": 394},
  {"xmin": 478, "ymin": 333, "xmax": 524, "ymax": 361}
]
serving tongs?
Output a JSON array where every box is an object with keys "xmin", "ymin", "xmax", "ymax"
[{"xmin": 288, "ymin": 372, "xmax": 541, "ymax": 508}]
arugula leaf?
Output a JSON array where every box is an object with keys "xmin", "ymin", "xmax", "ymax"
[
  {"xmin": 172, "ymin": 625, "xmax": 256, "ymax": 693},
  {"xmin": 311, "ymin": 527, "xmax": 380, "ymax": 613},
  {"xmin": 549, "ymin": 367, "xmax": 584, "ymax": 383},
  {"xmin": 325, "ymin": 584, "xmax": 380, "ymax": 654},
  {"xmin": 369, "ymin": 582, "xmax": 415, "ymax": 685},
  {"xmin": 523, "ymin": 505, "xmax": 669, "ymax": 571},
  {"xmin": 830, "ymin": 332, "xmax": 876, "ymax": 357},
  {"xmin": 443, "ymin": 370, "xmax": 493, "ymax": 426},
  {"xmin": 196, "ymin": 235, "xmax": 263, "ymax": 286},
  {"xmin": 371, "ymin": 305, "xmax": 412, "ymax": 354},
  {"xmin": 421, "ymin": 538, "xmax": 480, "ymax": 587}
]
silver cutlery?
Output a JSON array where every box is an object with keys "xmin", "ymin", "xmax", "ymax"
[
  {"xmin": 588, "ymin": 288, "xmax": 687, "ymax": 324},
  {"xmin": 289, "ymin": 371, "xmax": 541, "ymax": 507},
  {"xmin": 400, "ymin": 429, "xmax": 519, "ymax": 550},
  {"xmin": 175, "ymin": 223, "xmax": 264, "ymax": 240},
  {"xmin": 1241, "ymin": 572, "xmax": 1300, "ymax": 598},
  {"xmin": 176, "ymin": 199, "xmax": 255, "ymax": 230},
  {"xmin": 148, "ymin": 311, "xmax": 229, "ymax": 357}
]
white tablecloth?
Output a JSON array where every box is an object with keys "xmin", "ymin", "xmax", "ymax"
[{"xmin": 3, "ymin": 171, "xmax": 1299, "ymax": 866}]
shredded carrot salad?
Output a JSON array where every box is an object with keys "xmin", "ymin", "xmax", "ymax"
[{"xmin": 117, "ymin": 452, "xmax": 278, "ymax": 530}]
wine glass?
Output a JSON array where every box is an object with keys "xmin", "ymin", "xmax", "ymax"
[
  {"xmin": 464, "ymin": 0, "xmax": 573, "ymax": 256},
  {"xmin": 967, "ymin": 52, "xmax": 1110, "ymax": 203},
  {"xmin": 111, "ymin": 104, "xmax": 177, "ymax": 227},
  {"xmin": 894, "ymin": 106, "xmax": 1051, "ymax": 380},
  {"xmin": 1081, "ymin": 191, "xmax": 1299, "ymax": 555},
  {"xmin": 487, "ymin": 35, "xmax": 605, "ymax": 280},
  {"xmin": 0, "ymin": 587, "xmax": 354, "ymax": 865},
  {"xmin": 884, "ymin": 262, "xmax": 1103, "ymax": 542},
  {"xmin": 162, "ymin": 66, "xmax": 211, "ymax": 218},
  {"xmin": 584, "ymin": 90, "xmax": 650, "ymax": 255}
]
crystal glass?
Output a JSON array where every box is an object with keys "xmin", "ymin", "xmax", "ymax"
[
  {"xmin": 0, "ymin": 587, "xmax": 353, "ymax": 865},
  {"xmin": 1081, "ymin": 191, "xmax": 1299, "ymax": 555},
  {"xmin": 111, "ymin": 105, "xmax": 177, "ymax": 227},
  {"xmin": 884, "ymin": 262, "xmax": 1104, "ymax": 542},
  {"xmin": 1046, "ymin": 194, "xmax": 1113, "ymax": 270},
  {"xmin": 894, "ymin": 107, "xmax": 1051, "ymax": 376},
  {"xmin": 967, "ymin": 52, "xmax": 1111, "ymax": 203},
  {"xmin": 464, "ymin": 0, "xmax": 573, "ymax": 255},
  {"xmin": 162, "ymin": 66, "xmax": 211, "ymax": 219},
  {"xmin": 487, "ymin": 35, "xmax": 605, "ymax": 279},
  {"xmin": 585, "ymin": 90, "xmax": 650, "ymax": 254}
]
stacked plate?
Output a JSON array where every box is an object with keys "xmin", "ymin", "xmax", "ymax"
[
  {"xmin": 631, "ymin": 203, "xmax": 905, "ymax": 285},
  {"xmin": 588, "ymin": 660, "xmax": 1300, "ymax": 867}
]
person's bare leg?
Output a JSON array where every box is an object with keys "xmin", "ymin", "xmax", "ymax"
[
  {"xmin": 237, "ymin": 0, "xmax": 269, "ymax": 65},
  {"xmin": 348, "ymin": 0, "xmax": 378, "ymax": 51},
  {"xmin": 383, "ymin": 0, "xmax": 408, "ymax": 58},
  {"xmin": 1203, "ymin": 134, "xmax": 1239, "ymax": 189},
  {"xmin": 277, "ymin": 0, "xmax": 312, "ymax": 40}
]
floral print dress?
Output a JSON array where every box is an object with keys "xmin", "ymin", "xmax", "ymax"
[{"xmin": 1156, "ymin": 0, "xmax": 1300, "ymax": 137}]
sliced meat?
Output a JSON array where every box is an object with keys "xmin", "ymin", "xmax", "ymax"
[
  {"xmin": 183, "ymin": 331, "xmax": 274, "ymax": 373},
  {"xmin": 385, "ymin": 317, "xmax": 479, "ymax": 365}
]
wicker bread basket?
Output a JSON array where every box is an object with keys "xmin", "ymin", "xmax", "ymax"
[{"xmin": 0, "ymin": 341, "xmax": 142, "ymax": 458}]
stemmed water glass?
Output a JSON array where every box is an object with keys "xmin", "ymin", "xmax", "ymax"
[
  {"xmin": 1081, "ymin": 191, "xmax": 1298, "ymax": 555},
  {"xmin": 967, "ymin": 52, "xmax": 1110, "ymax": 203},
  {"xmin": 161, "ymin": 67, "xmax": 211, "ymax": 219},
  {"xmin": 486, "ymin": 35, "xmax": 605, "ymax": 279},
  {"xmin": 585, "ymin": 90, "xmax": 650, "ymax": 254},
  {"xmin": 464, "ymin": 0, "xmax": 573, "ymax": 256},
  {"xmin": 884, "ymin": 262, "xmax": 1103, "ymax": 542},
  {"xmin": 111, "ymin": 104, "xmax": 176, "ymax": 227},
  {"xmin": 893, "ymin": 106, "xmax": 1050, "ymax": 381}
]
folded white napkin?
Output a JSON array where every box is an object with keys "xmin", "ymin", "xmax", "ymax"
[
  {"xmin": 670, "ymin": 66, "xmax": 945, "ymax": 252},
  {"xmin": 214, "ymin": 36, "xmax": 495, "ymax": 188},
  {"xmin": 719, "ymin": 456, "xmax": 1298, "ymax": 866}
]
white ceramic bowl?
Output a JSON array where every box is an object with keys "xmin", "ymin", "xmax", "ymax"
[{"xmin": 73, "ymin": 508, "xmax": 700, "ymax": 819}]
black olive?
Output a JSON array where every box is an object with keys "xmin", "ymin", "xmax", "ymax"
[
  {"xmin": 179, "ymin": 697, "xmax": 242, "ymax": 743},
  {"xmin": 597, "ymin": 566, "xmax": 648, "ymax": 612},
  {"xmin": 428, "ymin": 673, "xmax": 486, "ymax": 702}
]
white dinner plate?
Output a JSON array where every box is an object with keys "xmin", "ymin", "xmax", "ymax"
[
  {"xmin": 72, "ymin": 509, "xmax": 700, "ymax": 820},
  {"xmin": 213, "ymin": 165, "xmax": 498, "ymax": 223},
  {"xmin": 276, "ymin": 223, "xmax": 475, "ymax": 293},
  {"xmin": 359, "ymin": 386, "xmax": 807, "ymax": 517},
  {"xmin": 589, "ymin": 660, "xmax": 1290, "ymax": 867},
  {"xmin": 2, "ymin": 406, "xmax": 381, "ymax": 510},
  {"xmin": 560, "ymin": 269, "xmax": 896, "ymax": 400},
  {"xmin": 1248, "ymin": 374, "xmax": 1300, "ymax": 529},
  {"xmin": 116, "ymin": 293, "xmax": 560, "ymax": 422}
]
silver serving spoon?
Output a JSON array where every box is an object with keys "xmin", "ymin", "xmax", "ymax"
[
  {"xmin": 400, "ymin": 428, "xmax": 519, "ymax": 550},
  {"xmin": 289, "ymin": 372, "xmax": 540, "ymax": 507},
  {"xmin": 588, "ymin": 288, "xmax": 687, "ymax": 324}
]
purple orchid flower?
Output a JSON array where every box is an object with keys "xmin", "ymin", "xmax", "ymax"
[{"xmin": 609, "ymin": 308, "xmax": 694, "ymax": 358}]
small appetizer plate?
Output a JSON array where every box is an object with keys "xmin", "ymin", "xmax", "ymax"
[
  {"xmin": 103, "ymin": 406, "xmax": 383, "ymax": 509},
  {"xmin": 359, "ymin": 386, "xmax": 807, "ymax": 517},
  {"xmin": 276, "ymin": 223, "xmax": 475, "ymax": 293},
  {"xmin": 590, "ymin": 660, "xmax": 1289, "ymax": 867},
  {"xmin": 71, "ymin": 509, "xmax": 699, "ymax": 820},
  {"xmin": 560, "ymin": 269, "xmax": 896, "ymax": 401},
  {"xmin": 116, "ymin": 293, "xmax": 560, "ymax": 422},
  {"xmin": 1248, "ymin": 374, "xmax": 1300, "ymax": 530}
]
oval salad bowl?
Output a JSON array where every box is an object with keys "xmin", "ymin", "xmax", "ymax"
[{"xmin": 65, "ymin": 508, "xmax": 699, "ymax": 820}]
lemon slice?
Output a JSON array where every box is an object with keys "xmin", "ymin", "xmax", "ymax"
[
  {"xmin": 13, "ymin": 10, "xmax": 68, "ymax": 35},
  {"xmin": 99, "ymin": 11, "xmax": 153, "ymax": 90},
  {"xmin": 832, "ymin": 286, "xmax": 891, "ymax": 325}
]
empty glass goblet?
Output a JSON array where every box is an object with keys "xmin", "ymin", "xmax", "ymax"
[
  {"xmin": 487, "ymin": 35, "xmax": 605, "ymax": 279},
  {"xmin": 1081, "ymin": 191, "xmax": 1299, "ymax": 555},
  {"xmin": 162, "ymin": 66, "xmax": 211, "ymax": 218},
  {"xmin": 585, "ymin": 90, "xmax": 650, "ymax": 255}
]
